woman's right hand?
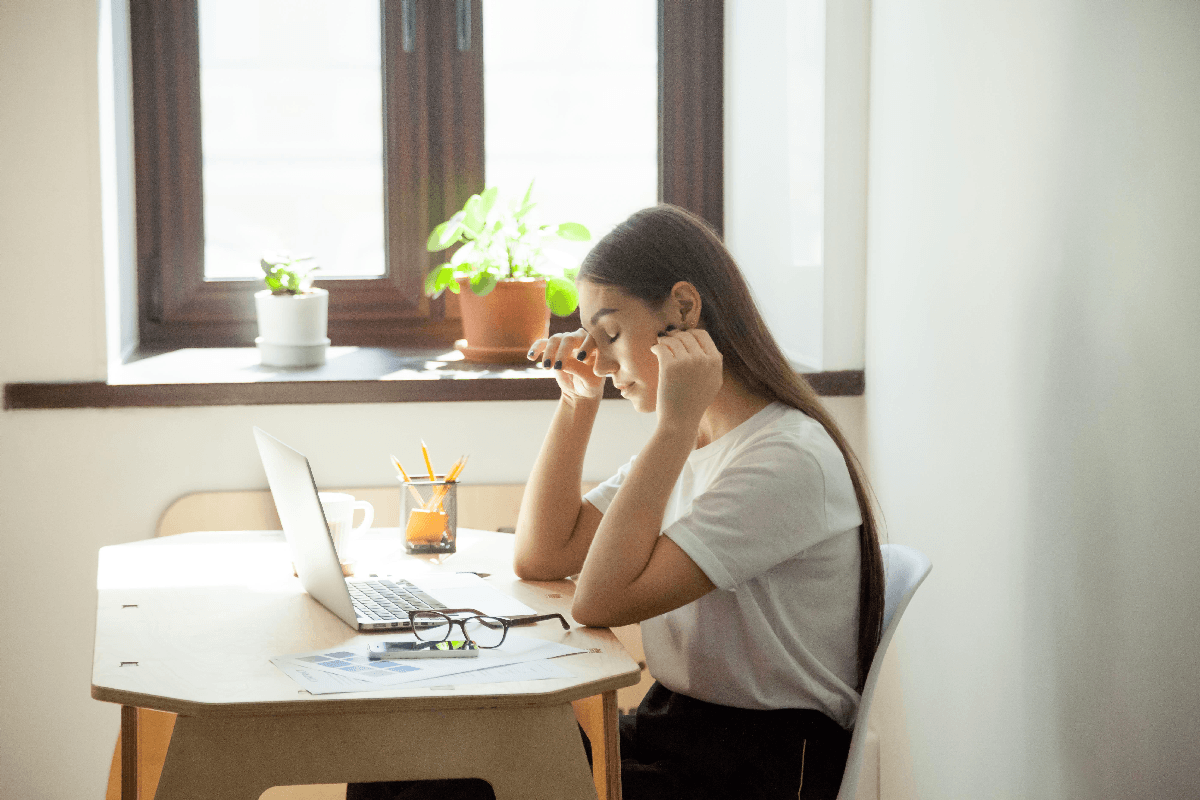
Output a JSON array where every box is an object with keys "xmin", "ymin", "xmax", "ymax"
[{"xmin": 528, "ymin": 328, "xmax": 606, "ymax": 404}]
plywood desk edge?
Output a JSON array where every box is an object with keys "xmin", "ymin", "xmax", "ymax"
[{"xmin": 91, "ymin": 666, "xmax": 641, "ymax": 717}]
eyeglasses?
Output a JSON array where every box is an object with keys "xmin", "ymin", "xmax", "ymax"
[{"xmin": 408, "ymin": 608, "xmax": 570, "ymax": 649}]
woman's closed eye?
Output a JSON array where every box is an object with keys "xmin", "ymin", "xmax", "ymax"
[{"xmin": 605, "ymin": 332, "xmax": 620, "ymax": 344}]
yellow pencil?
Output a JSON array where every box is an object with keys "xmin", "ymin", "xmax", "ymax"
[
  {"xmin": 420, "ymin": 440, "xmax": 435, "ymax": 480},
  {"xmin": 446, "ymin": 454, "xmax": 469, "ymax": 482},
  {"xmin": 391, "ymin": 455, "xmax": 426, "ymax": 506},
  {"xmin": 425, "ymin": 467, "xmax": 456, "ymax": 510},
  {"xmin": 426, "ymin": 454, "xmax": 468, "ymax": 510},
  {"xmin": 390, "ymin": 454, "xmax": 412, "ymax": 483}
]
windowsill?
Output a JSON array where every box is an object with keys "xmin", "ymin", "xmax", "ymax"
[{"xmin": 2, "ymin": 347, "xmax": 865, "ymax": 410}]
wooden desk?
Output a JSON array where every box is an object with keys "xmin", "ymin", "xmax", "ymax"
[{"xmin": 92, "ymin": 528, "xmax": 640, "ymax": 800}]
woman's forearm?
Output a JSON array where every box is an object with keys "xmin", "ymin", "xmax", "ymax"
[
  {"xmin": 513, "ymin": 395, "xmax": 601, "ymax": 579},
  {"xmin": 572, "ymin": 422, "xmax": 696, "ymax": 619}
]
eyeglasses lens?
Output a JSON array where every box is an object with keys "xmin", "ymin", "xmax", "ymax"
[
  {"xmin": 411, "ymin": 611, "xmax": 453, "ymax": 641},
  {"xmin": 463, "ymin": 616, "xmax": 506, "ymax": 648}
]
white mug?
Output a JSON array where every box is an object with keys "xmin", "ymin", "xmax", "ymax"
[{"xmin": 318, "ymin": 492, "xmax": 374, "ymax": 562}]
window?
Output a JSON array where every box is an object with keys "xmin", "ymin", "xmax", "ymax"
[
  {"xmin": 130, "ymin": 0, "xmax": 722, "ymax": 351},
  {"xmin": 483, "ymin": 1, "xmax": 659, "ymax": 275}
]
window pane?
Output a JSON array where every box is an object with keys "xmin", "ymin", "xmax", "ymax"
[
  {"xmin": 483, "ymin": 0, "xmax": 657, "ymax": 272},
  {"xmin": 198, "ymin": 0, "xmax": 385, "ymax": 279}
]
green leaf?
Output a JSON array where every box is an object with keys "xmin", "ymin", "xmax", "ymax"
[
  {"xmin": 513, "ymin": 180, "xmax": 537, "ymax": 219},
  {"xmin": 425, "ymin": 264, "xmax": 458, "ymax": 297},
  {"xmin": 545, "ymin": 276, "xmax": 579, "ymax": 316},
  {"xmin": 436, "ymin": 265, "xmax": 456, "ymax": 289},
  {"xmin": 479, "ymin": 186, "xmax": 499, "ymax": 216},
  {"xmin": 563, "ymin": 266, "xmax": 579, "ymax": 281},
  {"xmin": 427, "ymin": 221, "xmax": 462, "ymax": 252},
  {"xmin": 463, "ymin": 194, "xmax": 485, "ymax": 233},
  {"xmin": 424, "ymin": 266, "xmax": 443, "ymax": 297},
  {"xmin": 470, "ymin": 272, "xmax": 498, "ymax": 296},
  {"xmin": 556, "ymin": 222, "xmax": 591, "ymax": 241},
  {"xmin": 450, "ymin": 242, "xmax": 477, "ymax": 267}
]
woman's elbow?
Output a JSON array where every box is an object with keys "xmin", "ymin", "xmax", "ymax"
[
  {"xmin": 570, "ymin": 595, "xmax": 604, "ymax": 627},
  {"xmin": 512, "ymin": 553, "xmax": 570, "ymax": 582},
  {"xmin": 571, "ymin": 592, "xmax": 626, "ymax": 628}
]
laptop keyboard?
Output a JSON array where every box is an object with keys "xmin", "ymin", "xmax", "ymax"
[{"xmin": 348, "ymin": 578, "xmax": 447, "ymax": 622}]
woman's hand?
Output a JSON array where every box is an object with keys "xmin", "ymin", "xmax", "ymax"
[
  {"xmin": 651, "ymin": 329, "xmax": 723, "ymax": 432},
  {"xmin": 527, "ymin": 328, "xmax": 606, "ymax": 405}
]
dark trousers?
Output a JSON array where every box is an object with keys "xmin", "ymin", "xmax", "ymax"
[
  {"xmin": 612, "ymin": 681, "xmax": 851, "ymax": 800},
  {"xmin": 347, "ymin": 681, "xmax": 850, "ymax": 800}
]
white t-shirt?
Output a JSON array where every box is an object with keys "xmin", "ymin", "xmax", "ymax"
[{"xmin": 583, "ymin": 401, "xmax": 863, "ymax": 728}]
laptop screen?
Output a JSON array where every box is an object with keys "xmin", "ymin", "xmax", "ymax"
[{"xmin": 253, "ymin": 427, "xmax": 360, "ymax": 628}]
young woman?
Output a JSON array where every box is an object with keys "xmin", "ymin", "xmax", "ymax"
[{"xmin": 514, "ymin": 204, "xmax": 885, "ymax": 800}]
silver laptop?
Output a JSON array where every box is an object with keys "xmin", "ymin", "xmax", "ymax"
[{"xmin": 253, "ymin": 427, "xmax": 535, "ymax": 631}]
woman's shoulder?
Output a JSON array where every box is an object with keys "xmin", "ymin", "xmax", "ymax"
[
  {"xmin": 738, "ymin": 403, "xmax": 840, "ymax": 455},
  {"xmin": 728, "ymin": 404, "xmax": 854, "ymax": 490}
]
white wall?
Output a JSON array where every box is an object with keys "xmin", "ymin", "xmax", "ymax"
[
  {"xmin": 0, "ymin": 2, "xmax": 866, "ymax": 797},
  {"xmin": 866, "ymin": 1, "xmax": 1200, "ymax": 797}
]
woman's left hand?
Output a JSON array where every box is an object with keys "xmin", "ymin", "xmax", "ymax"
[{"xmin": 651, "ymin": 329, "xmax": 723, "ymax": 432}]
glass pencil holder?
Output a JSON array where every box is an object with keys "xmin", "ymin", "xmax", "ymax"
[{"xmin": 400, "ymin": 476, "xmax": 457, "ymax": 554}]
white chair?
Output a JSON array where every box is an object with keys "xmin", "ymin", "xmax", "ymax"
[{"xmin": 835, "ymin": 544, "xmax": 932, "ymax": 800}]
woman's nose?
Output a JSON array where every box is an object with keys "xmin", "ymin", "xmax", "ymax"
[{"xmin": 592, "ymin": 352, "xmax": 615, "ymax": 378}]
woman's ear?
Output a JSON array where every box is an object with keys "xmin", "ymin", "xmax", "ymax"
[{"xmin": 669, "ymin": 281, "xmax": 703, "ymax": 329}]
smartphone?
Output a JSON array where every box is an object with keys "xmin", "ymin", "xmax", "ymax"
[{"xmin": 367, "ymin": 640, "xmax": 479, "ymax": 660}]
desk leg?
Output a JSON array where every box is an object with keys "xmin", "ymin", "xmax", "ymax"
[
  {"xmin": 154, "ymin": 703, "xmax": 597, "ymax": 800},
  {"xmin": 120, "ymin": 706, "xmax": 138, "ymax": 800},
  {"xmin": 107, "ymin": 708, "xmax": 179, "ymax": 800},
  {"xmin": 573, "ymin": 691, "xmax": 622, "ymax": 800}
]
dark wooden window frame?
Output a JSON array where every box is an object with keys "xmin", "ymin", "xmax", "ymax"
[
  {"xmin": 131, "ymin": 0, "xmax": 724, "ymax": 352},
  {"xmin": 6, "ymin": 0, "xmax": 867, "ymax": 412},
  {"xmin": 131, "ymin": 0, "xmax": 478, "ymax": 349}
]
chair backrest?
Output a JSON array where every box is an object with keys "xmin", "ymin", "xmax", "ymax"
[{"xmin": 835, "ymin": 544, "xmax": 932, "ymax": 800}]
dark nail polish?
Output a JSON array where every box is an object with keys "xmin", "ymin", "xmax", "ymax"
[
  {"xmin": 666, "ymin": 324, "xmax": 677, "ymax": 332},
  {"xmin": 577, "ymin": 350, "xmax": 587, "ymax": 360},
  {"xmin": 657, "ymin": 331, "xmax": 667, "ymax": 337},
  {"xmin": 543, "ymin": 359, "xmax": 551, "ymax": 368},
  {"xmin": 553, "ymin": 360, "xmax": 562, "ymax": 370},
  {"xmin": 527, "ymin": 350, "xmax": 536, "ymax": 359}
]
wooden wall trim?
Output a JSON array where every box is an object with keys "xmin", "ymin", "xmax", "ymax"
[{"xmin": 4, "ymin": 368, "xmax": 863, "ymax": 410}]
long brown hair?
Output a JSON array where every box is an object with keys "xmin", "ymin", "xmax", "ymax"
[{"xmin": 579, "ymin": 204, "xmax": 884, "ymax": 691}]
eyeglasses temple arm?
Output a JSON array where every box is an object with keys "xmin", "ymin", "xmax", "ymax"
[{"xmin": 504, "ymin": 613, "xmax": 570, "ymax": 630}]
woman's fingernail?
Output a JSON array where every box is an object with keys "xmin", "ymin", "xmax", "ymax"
[
  {"xmin": 528, "ymin": 349, "xmax": 536, "ymax": 358},
  {"xmin": 577, "ymin": 350, "xmax": 587, "ymax": 360},
  {"xmin": 543, "ymin": 359, "xmax": 552, "ymax": 368},
  {"xmin": 657, "ymin": 331, "xmax": 667, "ymax": 337},
  {"xmin": 553, "ymin": 360, "xmax": 562, "ymax": 370},
  {"xmin": 666, "ymin": 324, "xmax": 677, "ymax": 332}
]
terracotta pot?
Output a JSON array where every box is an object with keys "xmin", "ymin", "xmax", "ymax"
[{"xmin": 454, "ymin": 277, "xmax": 550, "ymax": 363}]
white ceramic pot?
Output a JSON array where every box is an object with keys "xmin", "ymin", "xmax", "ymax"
[{"xmin": 254, "ymin": 288, "xmax": 330, "ymax": 367}]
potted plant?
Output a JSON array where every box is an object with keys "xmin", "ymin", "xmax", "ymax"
[
  {"xmin": 425, "ymin": 182, "xmax": 591, "ymax": 363},
  {"xmin": 255, "ymin": 254, "xmax": 329, "ymax": 367}
]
